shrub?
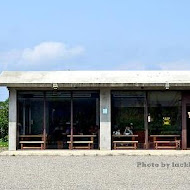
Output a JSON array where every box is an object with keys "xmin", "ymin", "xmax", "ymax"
[{"xmin": 0, "ymin": 99, "xmax": 9, "ymax": 142}]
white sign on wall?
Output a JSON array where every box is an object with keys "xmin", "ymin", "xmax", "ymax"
[{"xmin": 103, "ymin": 108, "xmax": 108, "ymax": 114}]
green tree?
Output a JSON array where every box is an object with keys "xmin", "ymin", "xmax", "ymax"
[{"xmin": 0, "ymin": 99, "xmax": 9, "ymax": 142}]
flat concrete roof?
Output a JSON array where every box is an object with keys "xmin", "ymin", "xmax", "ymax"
[{"xmin": 0, "ymin": 71, "xmax": 190, "ymax": 88}]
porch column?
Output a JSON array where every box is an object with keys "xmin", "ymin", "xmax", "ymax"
[
  {"xmin": 100, "ymin": 89, "xmax": 111, "ymax": 150},
  {"xmin": 8, "ymin": 88, "xmax": 17, "ymax": 151},
  {"xmin": 182, "ymin": 96, "xmax": 187, "ymax": 149}
]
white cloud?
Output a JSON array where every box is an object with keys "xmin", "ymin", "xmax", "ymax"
[
  {"xmin": 21, "ymin": 42, "xmax": 84, "ymax": 63},
  {"xmin": 0, "ymin": 42, "xmax": 85, "ymax": 70},
  {"xmin": 158, "ymin": 60, "xmax": 190, "ymax": 70}
]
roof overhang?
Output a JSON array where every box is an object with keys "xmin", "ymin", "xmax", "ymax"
[{"xmin": 0, "ymin": 71, "xmax": 190, "ymax": 89}]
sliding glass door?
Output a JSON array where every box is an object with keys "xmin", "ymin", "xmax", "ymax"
[
  {"xmin": 111, "ymin": 91, "xmax": 146, "ymax": 149},
  {"xmin": 17, "ymin": 90, "xmax": 99, "ymax": 149},
  {"xmin": 18, "ymin": 91, "xmax": 44, "ymax": 135},
  {"xmin": 111, "ymin": 90, "xmax": 182, "ymax": 149}
]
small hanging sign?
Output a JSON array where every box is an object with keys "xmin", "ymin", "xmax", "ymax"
[
  {"xmin": 163, "ymin": 117, "xmax": 171, "ymax": 125},
  {"xmin": 148, "ymin": 115, "xmax": 151, "ymax": 122}
]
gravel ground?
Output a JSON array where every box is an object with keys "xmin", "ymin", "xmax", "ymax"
[
  {"xmin": 0, "ymin": 155, "xmax": 190, "ymax": 190},
  {"xmin": 0, "ymin": 148, "xmax": 8, "ymax": 152},
  {"xmin": 0, "ymin": 149, "xmax": 7, "ymax": 154}
]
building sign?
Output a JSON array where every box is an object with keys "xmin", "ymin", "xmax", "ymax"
[
  {"xmin": 163, "ymin": 117, "xmax": 171, "ymax": 125},
  {"xmin": 103, "ymin": 108, "xmax": 108, "ymax": 115}
]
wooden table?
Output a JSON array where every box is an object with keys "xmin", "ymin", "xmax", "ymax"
[
  {"xmin": 67, "ymin": 135, "xmax": 96, "ymax": 149},
  {"xmin": 19, "ymin": 134, "xmax": 47, "ymax": 150},
  {"xmin": 112, "ymin": 135, "xmax": 138, "ymax": 149},
  {"xmin": 150, "ymin": 135, "xmax": 181, "ymax": 149}
]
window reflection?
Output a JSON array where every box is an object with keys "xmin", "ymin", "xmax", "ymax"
[
  {"xmin": 148, "ymin": 91, "xmax": 181, "ymax": 135},
  {"xmin": 111, "ymin": 91, "xmax": 145, "ymax": 148}
]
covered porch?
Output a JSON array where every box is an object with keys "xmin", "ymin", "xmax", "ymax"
[{"xmin": 1, "ymin": 71, "xmax": 190, "ymax": 150}]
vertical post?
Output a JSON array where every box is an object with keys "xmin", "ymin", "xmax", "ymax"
[
  {"xmin": 29, "ymin": 107, "xmax": 31, "ymax": 134},
  {"xmin": 43, "ymin": 92, "xmax": 46, "ymax": 149},
  {"xmin": 144, "ymin": 92, "xmax": 148, "ymax": 149},
  {"xmin": 100, "ymin": 89, "xmax": 111, "ymax": 150},
  {"xmin": 70, "ymin": 91, "xmax": 73, "ymax": 149},
  {"xmin": 96, "ymin": 98, "xmax": 99, "ymax": 126},
  {"xmin": 8, "ymin": 88, "xmax": 17, "ymax": 151},
  {"xmin": 182, "ymin": 95, "xmax": 187, "ymax": 149},
  {"xmin": 23, "ymin": 101, "xmax": 26, "ymax": 135}
]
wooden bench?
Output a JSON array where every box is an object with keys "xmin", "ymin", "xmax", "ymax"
[
  {"xmin": 112, "ymin": 135, "xmax": 138, "ymax": 150},
  {"xmin": 113, "ymin": 141, "xmax": 138, "ymax": 150},
  {"xmin": 67, "ymin": 141, "xmax": 93, "ymax": 149},
  {"xmin": 154, "ymin": 140, "xmax": 180, "ymax": 149},
  {"xmin": 67, "ymin": 135, "xmax": 96, "ymax": 149},
  {"xmin": 150, "ymin": 135, "xmax": 181, "ymax": 150},
  {"xmin": 19, "ymin": 135, "xmax": 46, "ymax": 150}
]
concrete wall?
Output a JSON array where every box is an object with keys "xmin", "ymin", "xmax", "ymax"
[
  {"xmin": 8, "ymin": 88, "xmax": 17, "ymax": 151},
  {"xmin": 100, "ymin": 89, "xmax": 111, "ymax": 150}
]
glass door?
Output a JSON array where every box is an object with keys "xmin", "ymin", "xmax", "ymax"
[
  {"xmin": 18, "ymin": 92, "xmax": 44, "ymax": 135},
  {"xmin": 186, "ymin": 104, "xmax": 190, "ymax": 148}
]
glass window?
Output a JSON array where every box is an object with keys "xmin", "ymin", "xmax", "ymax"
[
  {"xmin": 73, "ymin": 91, "xmax": 99, "ymax": 135},
  {"xmin": 46, "ymin": 91, "xmax": 71, "ymax": 149},
  {"xmin": 73, "ymin": 91, "xmax": 100, "ymax": 149},
  {"xmin": 148, "ymin": 91, "xmax": 181, "ymax": 135},
  {"xmin": 111, "ymin": 91, "xmax": 145, "ymax": 147},
  {"xmin": 17, "ymin": 91, "xmax": 44, "ymax": 135}
]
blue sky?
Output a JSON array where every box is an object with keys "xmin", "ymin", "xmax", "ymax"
[{"xmin": 0, "ymin": 0, "xmax": 190, "ymax": 100}]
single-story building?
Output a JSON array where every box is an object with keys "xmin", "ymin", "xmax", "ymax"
[{"xmin": 0, "ymin": 71, "xmax": 190, "ymax": 151}]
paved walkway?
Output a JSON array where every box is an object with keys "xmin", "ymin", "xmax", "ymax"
[{"xmin": 1, "ymin": 150, "xmax": 190, "ymax": 156}]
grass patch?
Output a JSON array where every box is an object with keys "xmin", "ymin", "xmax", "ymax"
[{"xmin": 0, "ymin": 141, "xmax": 8, "ymax": 148}]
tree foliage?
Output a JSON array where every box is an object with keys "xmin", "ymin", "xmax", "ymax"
[{"xmin": 0, "ymin": 99, "xmax": 9, "ymax": 142}]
